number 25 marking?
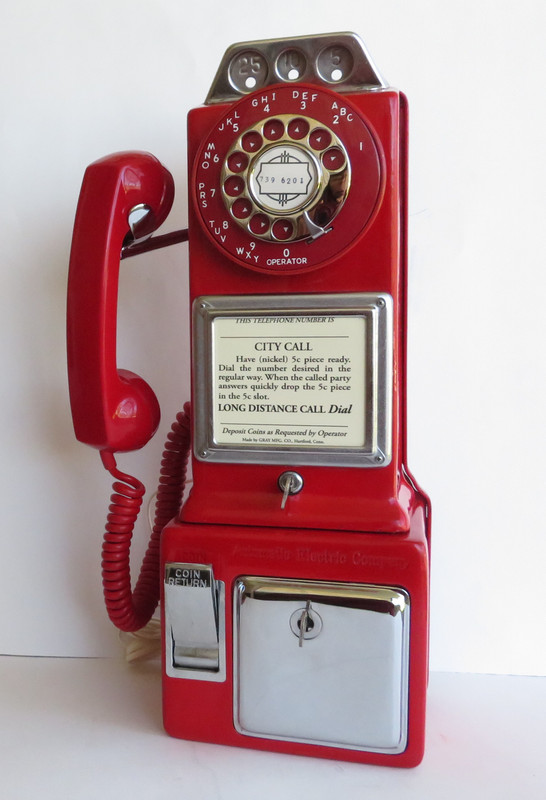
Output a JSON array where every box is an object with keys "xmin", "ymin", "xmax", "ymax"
[{"xmin": 238, "ymin": 56, "xmax": 262, "ymax": 76}]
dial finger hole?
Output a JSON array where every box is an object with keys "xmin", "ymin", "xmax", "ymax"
[
  {"xmin": 249, "ymin": 213, "xmax": 270, "ymax": 235},
  {"xmin": 224, "ymin": 176, "xmax": 245, "ymax": 197},
  {"xmin": 287, "ymin": 118, "xmax": 310, "ymax": 140},
  {"xmin": 263, "ymin": 119, "xmax": 285, "ymax": 141},
  {"xmin": 231, "ymin": 198, "xmax": 253, "ymax": 219},
  {"xmin": 309, "ymin": 127, "xmax": 332, "ymax": 151},
  {"xmin": 227, "ymin": 152, "xmax": 249, "ymax": 173},
  {"xmin": 272, "ymin": 219, "xmax": 294, "ymax": 241},
  {"xmin": 323, "ymin": 147, "xmax": 346, "ymax": 171},
  {"xmin": 241, "ymin": 131, "xmax": 263, "ymax": 153}
]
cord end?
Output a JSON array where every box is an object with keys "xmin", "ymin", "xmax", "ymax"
[{"xmin": 100, "ymin": 450, "xmax": 117, "ymax": 473}]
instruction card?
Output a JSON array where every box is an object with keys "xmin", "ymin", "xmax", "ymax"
[{"xmin": 211, "ymin": 314, "xmax": 367, "ymax": 448}]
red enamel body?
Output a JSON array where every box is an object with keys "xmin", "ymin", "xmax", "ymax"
[
  {"xmin": 161, "ymin": 85, "xmax": 431, "ymax": 766},
  {"xmin": 66, "ymin": 35, "xmax": 431, "ymax": 767}
]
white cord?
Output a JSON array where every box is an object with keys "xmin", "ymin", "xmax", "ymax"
[
  {"xmin": 119, "ymin": 617, "xmax": 161, "ymax": 663},
  {"xmin": 147, "ymin": 490, "xmax": 159, "ymax": 532}
]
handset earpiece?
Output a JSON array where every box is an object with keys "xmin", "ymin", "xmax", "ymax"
[{"xmin": 67, "ymin": 151, "xmax": 174, "ymax": 454}]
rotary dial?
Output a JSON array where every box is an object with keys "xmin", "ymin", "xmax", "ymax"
[
  {"xmin": 220, "ymin": 114, "xmax": 350, "ymax": 243},
  {"xmin": 193, "ymin": 83, "xmax": 382, "ymax": 273}
]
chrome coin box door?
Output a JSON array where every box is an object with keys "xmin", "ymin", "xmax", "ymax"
[{"xmin": 234, "ymin": 577, "xmax": 410, "ymax": 754}]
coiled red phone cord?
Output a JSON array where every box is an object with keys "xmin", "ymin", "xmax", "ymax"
[{"xmin": 100, "ymin": 403, "xmax": 191, "ymax": 632}]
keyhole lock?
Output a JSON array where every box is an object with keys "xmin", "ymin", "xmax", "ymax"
[
  {"xmin": 289, "ymin": 602, "xmax": 323, "ymax": 647},
  {"xmin": 278, "ymin": 470, "xmax": 304, "ymax": 509}
]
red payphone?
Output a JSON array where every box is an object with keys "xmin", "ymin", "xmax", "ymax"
[{"xmin": 67, "ymin": 33, "xmax": 430, "ymax": 767}]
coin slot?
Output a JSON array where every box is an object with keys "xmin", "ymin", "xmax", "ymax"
[
  {"xmin": 316, "ymin": 45, "xmax": 354, "ymax": 84},
  {"xmin": 228, "ymin": 50, "xmax": 268, "ymax": 94},
  {"xmin": 276, "ymin": 48, "xmax": 307, "ymax": 83}
]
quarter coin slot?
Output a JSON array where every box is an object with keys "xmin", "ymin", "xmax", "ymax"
[{"xmin": 228, "ymin": 50, "xmax": 268, "ymax": 94}]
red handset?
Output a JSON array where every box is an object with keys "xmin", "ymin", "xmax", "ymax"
[
  {"xmin": 67, "ymin": 151, "xmax": 174, "ymax": 455},
  {"xmin": 67, "ymin": 152, "xmax": 191, "ymax": 633}
]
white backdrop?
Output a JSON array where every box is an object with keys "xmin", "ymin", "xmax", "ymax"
[{"xmin": 1, "ymin": 1, "xmax": 544, "ymax": 676}]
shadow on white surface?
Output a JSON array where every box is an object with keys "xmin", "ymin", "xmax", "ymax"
[{"xmin": 0, "ymin": 657, "xmax": 544, "ymax": 799}]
